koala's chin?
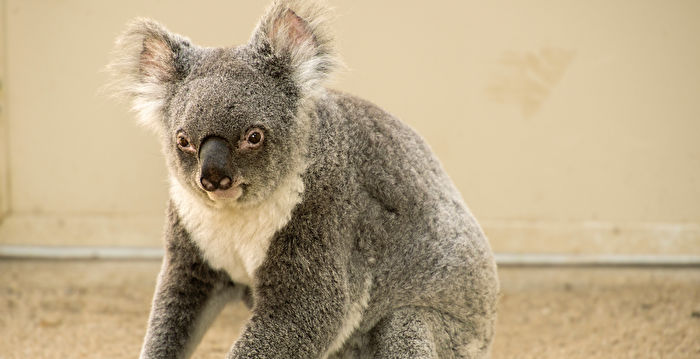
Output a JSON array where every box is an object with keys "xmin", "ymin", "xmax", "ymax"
[
  {"xmin": 196, "ymin": 175, "xmax": 246, "ymax": 203},
  {"xmin": 193, "ymin": 182, "xmax": 247, "ymax": 209},
  {"xmin": 205, "ymin": 186, "xmax": 243, "ymax": 202},
  {"xmin": 170, "ymin": 175, "xmax": 244, "ymax": 211}
]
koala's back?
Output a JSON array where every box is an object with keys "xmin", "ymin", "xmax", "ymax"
[{"xmin": 308, "ymin": 90, "xmax": 499, "ymax": 336}]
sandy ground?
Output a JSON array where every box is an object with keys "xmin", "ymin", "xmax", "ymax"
[{"xmin": 1, "ymin": 260, "xmax": 699, "ymax": 359}]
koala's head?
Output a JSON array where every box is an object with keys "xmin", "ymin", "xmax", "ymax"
[{"xmin": 109, "ymin": 0, "xmax": 337, "ymax": 207}]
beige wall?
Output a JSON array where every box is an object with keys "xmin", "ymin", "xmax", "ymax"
[
  {"xmin": 1, "ymin": 0, "xmax": 699, "ymax": 254},
  {"xmin": 0, "ymin": 0, "xmax": 8, "ymax": 220}
]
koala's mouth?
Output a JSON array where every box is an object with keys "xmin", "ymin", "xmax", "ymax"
[{"xmin": 205, "ymin": 184, "xmax": 245, "ymax": 202}]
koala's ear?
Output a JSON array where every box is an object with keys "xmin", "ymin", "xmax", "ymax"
[
  {"xmin": 249, "ymin": 0, "xmax": 338, "ymax": 96},
  {"xmin": 107, "ymin": 18, "xmax": 193, "ymax": 133}
]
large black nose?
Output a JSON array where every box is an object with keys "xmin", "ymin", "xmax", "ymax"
[{"xmin": 199, "ymin": 136, "xmax": 233, "ymax": 192}]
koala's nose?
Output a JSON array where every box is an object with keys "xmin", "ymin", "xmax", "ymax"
[{"xmin": 199, "ymin": 136, "xmax": 233, "ymax": 192}]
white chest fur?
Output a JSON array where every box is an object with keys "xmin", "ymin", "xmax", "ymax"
[{"xmin": 169, "ymin": 175, "xmax": 304, "ymax": 285}]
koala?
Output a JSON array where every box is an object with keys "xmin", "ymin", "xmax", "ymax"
[{"xmin": 109, "ymin": 0, "xmax": 498, "ymax": 358}]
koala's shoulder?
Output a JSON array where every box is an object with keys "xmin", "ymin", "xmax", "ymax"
[
  {"xmin": 319, "ymin": 89, "xmax": 429, "ymax": 161},
  {"xmin": 323, "ymin": 89, "xmax": 392, "ymax": 123}
]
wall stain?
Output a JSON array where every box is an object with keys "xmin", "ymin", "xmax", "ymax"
[{"xmin": 486, "ymin": 48, "xmax": 575, "ymax": 118}]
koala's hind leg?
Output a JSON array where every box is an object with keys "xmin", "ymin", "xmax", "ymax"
[
  {"xmin": 367, "ymin": 307, "xmax": 438, "ymax": 358},
  {"xmin": 369, "ymin": 307, "xmax": 491, "ymax": 359}
]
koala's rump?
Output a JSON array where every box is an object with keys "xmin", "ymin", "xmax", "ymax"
[{"xmin": 316, "ymin": 91, "xmax": 499, "ymax": 334}]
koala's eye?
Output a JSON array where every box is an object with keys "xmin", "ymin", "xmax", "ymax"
[
  {"xmin": 247, "ymin": 131, "xmax": 262, "ymax": 144},
  {"xmin": 176, "ymin": 133, "xmax": 195, "ymax": 153},
  {"xmin": 241, "ymin": 128, "xmax": 264, "ymax": 150},
  {"xmin": 178, "ymin": 136, "xmax": 190, "ymax": 147}
]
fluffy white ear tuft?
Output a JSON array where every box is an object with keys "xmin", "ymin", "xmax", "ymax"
[
  {"xmin": 250, "ymin": 0, "xmax": 339, "ymax": 96},
  {"xmin": 106, "ymin": 18, "xmax": 192, "ymax": 133}
]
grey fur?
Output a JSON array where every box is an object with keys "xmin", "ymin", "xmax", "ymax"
[{"xmin": 109, "ymin": 1, "xmax": 499, "ymax": 358}]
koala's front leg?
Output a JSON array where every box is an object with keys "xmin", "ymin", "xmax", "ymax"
[
  {"xmin": 140, "ymin": 211, "xmax": 243, "ymax": 359},
  {"xmin": 226, "ymin": 233, "xmax": 348, "ymax": 359}
]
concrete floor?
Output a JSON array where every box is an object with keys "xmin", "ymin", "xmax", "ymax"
[{"xmin": 1, "ymin": 260, "xmax": 699, "ymax": 358}]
